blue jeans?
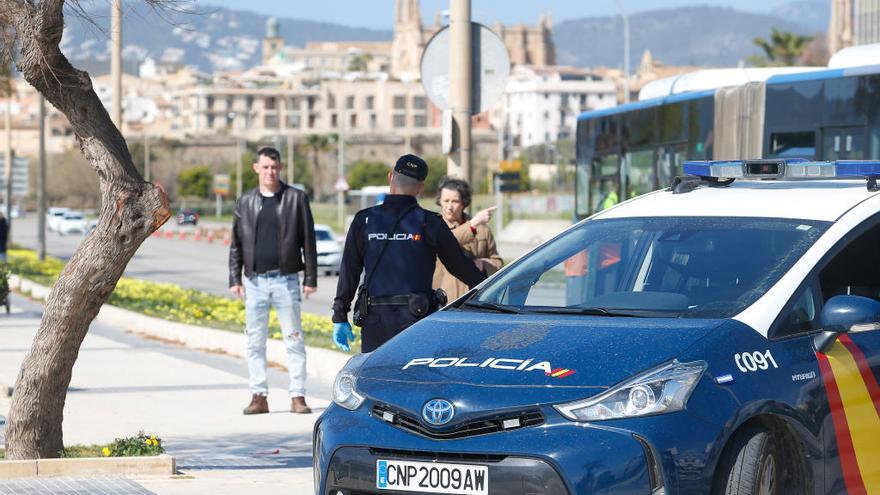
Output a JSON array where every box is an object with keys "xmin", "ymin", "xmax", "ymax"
[{"xmin": 243, "ymin": 272, "xmax": 306, "ymax": 397}]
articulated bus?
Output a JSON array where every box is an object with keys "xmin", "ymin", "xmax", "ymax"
[{"xmin": 575, "ymin": 44, "xmax": 880, "ymax": 220}]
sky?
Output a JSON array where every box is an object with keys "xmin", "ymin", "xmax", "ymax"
[{"xmin": 198, "ymin": 0, "xmax": 802, "ymax": 30}]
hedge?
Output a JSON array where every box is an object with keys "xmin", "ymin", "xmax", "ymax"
[{"xmin": 6, "ymin": 249, "xmax": 359, "ymax": 350}]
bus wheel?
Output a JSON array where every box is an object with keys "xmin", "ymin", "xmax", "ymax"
[{"xmin": 719, "ymin": 427, "xmax": 778, "ymax": 495}]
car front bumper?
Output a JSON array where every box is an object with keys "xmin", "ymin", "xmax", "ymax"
[{"xmin": 312, "ymin": 401, "xmax": 701, "ymax": 495}]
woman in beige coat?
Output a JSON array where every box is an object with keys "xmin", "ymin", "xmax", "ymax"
[{"xmin": 432, "ymin": 178, "xmax": 503, "ymax": 300}]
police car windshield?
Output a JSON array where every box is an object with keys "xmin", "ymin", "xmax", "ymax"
[{"xmin": 469, "ymin": 217, "xmax": 829, "ymax": 319}]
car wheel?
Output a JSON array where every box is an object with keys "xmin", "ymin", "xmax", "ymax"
[{"xmin": 718, "ymin": 427, "xmax": 778, "ymax": 495}]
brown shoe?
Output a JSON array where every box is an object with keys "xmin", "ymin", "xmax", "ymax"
[
  {"xmin": 243, "ymin": 394, "xmax": 269, "ymax": 415},
  {"xmin": 291, "ymin": 396, "xmax": 312, "ymax": 414}
]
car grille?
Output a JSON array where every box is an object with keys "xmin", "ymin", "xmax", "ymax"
[
  {"xmin": 369, "ymin": 448, "xmax": 507, "ymax": 463},
  {"xmin": 371, "ymin": 403, "xmax": 544, "ymax": 440}
]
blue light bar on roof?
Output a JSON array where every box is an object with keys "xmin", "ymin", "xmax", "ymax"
[{"xmin": 683, "ymin": 159, "xmax": 880, "ymax": 180}]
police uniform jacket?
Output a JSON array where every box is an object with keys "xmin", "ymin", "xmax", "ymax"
[{"xmin": 332, "ymin": 195, "xmax": 486, "ymax": 324}]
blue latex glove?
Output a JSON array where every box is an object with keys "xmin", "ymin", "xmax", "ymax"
[{"xmin": 333, "ymin": 322, "xmax": 354, "ymax": 352}]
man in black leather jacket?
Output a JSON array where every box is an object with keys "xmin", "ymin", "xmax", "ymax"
[{"xmin": 229, "ymin": 147, "xmax": 318, "ymax": 415}]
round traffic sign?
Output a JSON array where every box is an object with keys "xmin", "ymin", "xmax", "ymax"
[{"xmin": 420, "ymin": 22, "xmax": 511, "ymax": 114}]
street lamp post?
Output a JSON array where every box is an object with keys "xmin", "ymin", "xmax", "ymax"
[
  {"xmin": 618, "ymin": 0, "xmax": 630, "ymax": 104},
  {"xmin": 228, "ymin": 111, "xmax": 243, "ymax": 198},
  {"xmin": 337, "ymin": 114, "xmax": 346, "ymax": 229}
]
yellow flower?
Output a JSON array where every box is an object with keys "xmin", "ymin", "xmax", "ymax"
[
  {"xmin": 102, "ymin": 447, "xmax": 111, "ymax": 457},
  {"xmin": 145, "ymin": 438, "xmax": 152, "ymax": 446},
  {"xmin": 150, "ymin": 435, "xmax": 157, "ymax": 441}
]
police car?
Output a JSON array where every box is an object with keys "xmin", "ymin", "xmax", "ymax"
[{"xmin": 314, "ymin": 159, "xmax": 880, "ymax": 495}]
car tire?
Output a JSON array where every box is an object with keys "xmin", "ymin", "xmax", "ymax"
[{"xmin": 718, "ymin": 427, "xmax": 778, "ymax": 495}]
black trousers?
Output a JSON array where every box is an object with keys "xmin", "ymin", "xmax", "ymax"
[{"xmin": 360, "ymin": 305, "xmax": 421, "ymax": 353}]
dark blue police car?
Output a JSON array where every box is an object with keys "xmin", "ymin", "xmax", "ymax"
[{"xmin": 315, "ymin": 159, "xmax": 880, "ymax": 494}]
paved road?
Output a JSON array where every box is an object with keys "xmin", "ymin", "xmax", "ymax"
[{"xmin": 10, "ymin": 216, "xmax": 340, "ymax": 317}]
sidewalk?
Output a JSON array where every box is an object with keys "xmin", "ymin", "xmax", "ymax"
[{"xmin": 0, "ymin": 295, "xmax": 324, "ymax": 494}]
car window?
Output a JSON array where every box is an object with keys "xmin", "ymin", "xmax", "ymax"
[
  {"xmin": 820, "ymin": 221, "xmax": 880, "ymax": 303},
  {"xmin": 470, "ymin": 217, "xmax": 829, "ymax": 319},
  {"xmin": 315, "ymin": 230, "xmax": 333, "ymax": 241},
  {"xmin": 775, "ymin": 282, "xmax": 820, "ymax": 337}
]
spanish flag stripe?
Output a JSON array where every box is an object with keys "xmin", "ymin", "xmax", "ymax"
[
  {"xmin": 551, "ymin": 369, "xmax": 570, "ymax": 377},
  {"xmin": 556, "ymin": 370, "xmax": 575, "ymax": 378},
  {"xmin": 823, "ymin": 339, "xmax": 880, "ymax": 493},
  {"xmin": 839, "ymin": 334, "xmax": 880, "ymax": 419},
  {"xmin": 817, "ymin": 350, "xmax": 868, "ymax": 495}
]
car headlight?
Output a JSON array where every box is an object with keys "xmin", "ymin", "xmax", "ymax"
[
  {"xmin": 554, "ymin": 360, "xmax": 706, "ymax": 421},
  {"xmin": 332, "ymin": 353, "xmax": 369, "ymax": 410}
]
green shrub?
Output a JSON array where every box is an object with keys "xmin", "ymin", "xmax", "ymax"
[
  {"xmin": 103, "ymin": 432, "xmax": 164, "ymax": 457},
  {"xmin": 6, "ymin": 248, "xmax": 360, "ymax": 351},
  {"xmin": 0, "ymin": 261, "xmax": 9, "ymax": 303}
]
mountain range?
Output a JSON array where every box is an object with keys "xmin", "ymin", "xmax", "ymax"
[{"xmin": 59, "ymin": 1, "xmax": 831, "ymax": 75}]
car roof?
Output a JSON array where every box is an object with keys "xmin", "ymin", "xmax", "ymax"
[
  {"xmin": 594, "ymin": 180, "xmax": 879, "ymax": 223},
  {"xmin": 314, "ymin": 224, "xmax": 332, "ymax": 231}
]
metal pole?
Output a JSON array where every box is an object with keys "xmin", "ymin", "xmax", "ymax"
[
  {"xmin": 618, "ymin": 0, "xmax": 630, "ymax": 104},
  {"xmin": 448, "ymin": 0, "xmax": 472, "ymax": 182},
  {"xmin": 144, "ymin": 134, "xmax": 151, "ymax": 182},
  {"xmin": 337, "ymin": 121, "xmax": 345, "ymax": 229},
  {"xmin": 37, "ymin": 94, "xmax": 46, "ymax": 260},
  {"xmin": 236, "ymin": 137, "xmax": 243, "ymax": 198},
  {"xmin": 111, "ymin": 0, "xmax": 123, "ymax": 128},
  {"xmin": 494, "ymin": 175, "xmax": 503, "ymax": 234},
  {"xmin": 287, "ymin": 134, "xmax": 294, "ymax": 185},
  {"xmin": 4, "ymin": 96, "xmax": 12, "ymax": 227}
]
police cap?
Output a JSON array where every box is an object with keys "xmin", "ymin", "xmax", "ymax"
[{"xmin": 393, "ymin": 154, "xmax": 429, "ymax": 182}]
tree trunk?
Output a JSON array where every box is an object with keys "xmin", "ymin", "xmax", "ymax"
[
  {"xmin": 311, "ymin": 153, "xmax": 323, "ymax": 199},
  {"xmin": 2, "ymin": 1, "xmax": 170, "ymax": 459}
]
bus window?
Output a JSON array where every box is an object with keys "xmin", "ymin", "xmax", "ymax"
[
  {"xmin": 657, "ymin": 144, "xmax": 686, "ymax": 188},
  {"xmin": 592, "ymin": 154, "xmax": 619, "ymax": 212},
  {"xmin": 871, "ymin": 124, "xmax": 880, "ymax": 160},
  {"xmin": 822, "ymin": 127, "xmax": 866, "ymax": 160},
  {"xmin": 625, "ymin": 149, "xmax": 655, "ymax": 199},
  {"xmin": 687, "ymin": 97, "xmax": 714, "ymax": 159},
  {"xmin": 769, "ymin": 131, "xmax": 815, "ymax": 159}
]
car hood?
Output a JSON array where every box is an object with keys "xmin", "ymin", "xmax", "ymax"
[{"xmin": 357, "ymin": 311, "xmax": 723, "ymax": 412}]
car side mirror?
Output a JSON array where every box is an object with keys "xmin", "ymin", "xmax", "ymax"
[{"xmin": 814, "ymin": 295, "xmax": 880, "ymax": 352}]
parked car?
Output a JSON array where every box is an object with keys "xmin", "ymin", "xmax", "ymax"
[
  {"xmin": 0, "ymin": 204, "xmax": 23, "ymax": 219},
  {"xmin": 46, "ymin": 207, "xmax": 70, "ymax": 232},
  {"xmin": 57, "ymin": 211, "xmax": 88, "ymax": 235},
  {"xmin": 176, "ymin": 209, "xmax": 199, "ymax": 226},
  {"xmin": 316, "ymin": 158, "xmax": 880, "ymax": 495},
  {"xmin": 315, "ymin": 224, "xmax": 342, "ymax": 276}
]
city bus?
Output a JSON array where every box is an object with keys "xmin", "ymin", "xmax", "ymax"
[{"xmin": 575, "ymin": 44, "xmax": 880, "ymax": 220}]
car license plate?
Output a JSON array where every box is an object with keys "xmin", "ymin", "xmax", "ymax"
[{"xmin": 376, "ymin": 459, "xmax": 488, "ymax": 495}]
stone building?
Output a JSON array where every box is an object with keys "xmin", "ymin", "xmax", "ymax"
[{"xmin": 830, "ymin": 0, "xmax": 880, "ymax": 53}]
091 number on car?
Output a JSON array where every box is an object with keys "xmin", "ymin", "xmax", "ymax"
[{"xmin": 734, "ymin": 350, "xmax": 779, "ymax": 373}]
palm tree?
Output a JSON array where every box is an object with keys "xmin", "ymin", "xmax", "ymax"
[
  {"xmin": 303, "ymin": 134, "xmax": 335, "ymax": 199},
  {"xmin": 750, "ymin": 28, "xmax": 814, "ymax": 67}
]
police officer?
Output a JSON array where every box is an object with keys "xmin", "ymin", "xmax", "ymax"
[{"xmin": 332, "ymin": 154, "xmax": 486, "ymax": 353}]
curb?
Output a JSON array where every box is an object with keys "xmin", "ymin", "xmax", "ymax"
[
  {"xmin": 6, "ymin": 276, "xmax": 350, "ymax": 393},
  {"xmin": 0, "ymin": 454, "xmax": 175, "ymax": 479}
]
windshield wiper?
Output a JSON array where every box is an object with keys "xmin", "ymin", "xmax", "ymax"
[
  {"xmin": 461, "ymin": 300, "xmax": 522, "ymax": 314},
  {"xmin": 527, "ymin": 307, "xmax": 644, "ymax": 317}
]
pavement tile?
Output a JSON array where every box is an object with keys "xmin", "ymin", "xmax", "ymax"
[{"xmin": 0, "ymin": 477, "xmax": 154, "ymax": 495}]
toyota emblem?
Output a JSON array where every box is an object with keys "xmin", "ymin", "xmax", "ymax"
[{"xmin": 422, "ymin": 398, "xmax": 455, "ymax": 426}]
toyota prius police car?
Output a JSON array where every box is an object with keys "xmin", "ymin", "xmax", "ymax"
[{"xmin": 315, "ymin": 159, "xmax": 880, "ymax": 495}]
